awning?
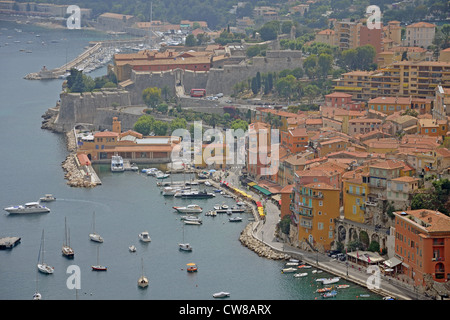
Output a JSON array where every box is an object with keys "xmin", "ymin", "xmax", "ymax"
[
  {"xmin": 247, "ymin": 182, "xmax": 257, "ymax": 187},
  {"xmin": 272, "ymin": 194, "xmax": 281, "ymax": 201},
  {"xmin": 383, "ymin": 257, "xmax": 402, "ymax": 268},
  {"xmin": 252, "ymin": 185, "xmax": 272, "ymax": 196}
]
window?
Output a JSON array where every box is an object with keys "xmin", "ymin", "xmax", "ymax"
[
  {"xmin": 318, "ymin": 222, "xmax": 323, "ymax": 230},
  {"xmin": 319, "ymin": 201, "xmax": 323, "ymax": 206}
]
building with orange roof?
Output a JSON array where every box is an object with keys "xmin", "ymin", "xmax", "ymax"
[
  {"xmin": 440, "ymin": 47, "xmax": 450, "ymax": 63},
  {"xmin": 316, "ymin": 138, "xmax": 348, "ymax": 157},
  {"xmin": 77, "ymin": 117, "xmax": 180, "ymax": 164},
  {"xmin": 277, "ymin": 151, "xmax": 315, "ymax": 187},
  {"xmin": 97, "ymin": 12, "xmax": 136, "ymax": 32},
  {"xmin": 363, "ymin": 138, "xmax": 399, "ymax": 154},
  {"xmin": 393, "ymin": 209, "xmax": 450, "ymax": 286},
  {"xmin": 404, "ymin": 21, "xmax": 436, "ymax": 48},
  {"xmin": 281, "ymin": 127, "xmax": 309, "ymax": 154},
  {"xmin": 387, "ymin": 176, "xmax": 420, "ymax": 208},
  {"xmin": 279, "ymin": 184, "xmax": 294, "ymax": 219},
  {"xmin": 368, "ymin": 96, "xmax": 433, "ymax": 116},
  {"xmin": 315, "ymin": 28, "xmax": 338, "ymax": 46},
  {"xmin": 433, "ymin": 85, "xmax": 450, "ymax": 121},
  {"xmin": 348, "ymin": 117, "xmax": 382, "ymax": 136},
  {"xmin": 292, "ymin": 182, "xmax": 340, "ymax": 251},
  {"xmin": 417, "ymin": 119, "xmax": 448, "ymax": 137},
  {"xmin": 252, "ymin": 108, "xmax": 301, "ymax": 131}
]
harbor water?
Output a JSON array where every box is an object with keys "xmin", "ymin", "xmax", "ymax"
[{"xmin": 0, "ymin": 20, "xmax": 382, "ymax": 300}]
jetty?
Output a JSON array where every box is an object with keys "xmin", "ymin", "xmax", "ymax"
[
  {"xmin": 24, "ymin": 38, "xmax": 146, "ymax": 80},
  {"xmin": 0, "ymin": 237, "xmax": 21, "ymax": 250}
]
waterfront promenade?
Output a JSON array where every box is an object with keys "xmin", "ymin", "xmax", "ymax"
[{"xmin": 219, "ymin": 167, "xmax": 430, "ymax": 301}]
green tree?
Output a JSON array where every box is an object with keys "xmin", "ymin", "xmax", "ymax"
[
  {"xmin": 152, "ymin": 120, "xmax": 169, "ymax": 136},
  {"xmin": 317, "ymin": 53, "xmax": 333, "ymax": 79},
  {"xmin": 133, "ymin": 115, "xmax": 155, "ymax": 136},
  {"xmin": 303, "ymin": 55, "xmax": 318, "ymax": 79},
  {"xmin": 169, "ymin": 117, "xmax": 187, "ymax": 133},
  {"xmin": 304, "ymin": 84, "xmax": 320, "ymax": 104},
  {"xmin": 275, "ymin": 75, "xmax": 297, "ymax": 99},
  {"xmin": 258, "ymin": 21, "xmax": 280, "ymax": 41},
  {"xmin": 230, "ymin": 119, "xmax": 248, "ymax": 131},
  {"xmin": 142, "ymin": 87, "xmax": 162, "ymax": 109},
  {"xmin": 251, "ymin": 77, "xmax": 259, "ymax": 95},
  {"xmin": 185, "ymin": 34, "xmax": 197, "ymax": 46}
]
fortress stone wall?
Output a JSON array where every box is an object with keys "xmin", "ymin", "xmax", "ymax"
[{"xmin": 55, "ymin": 50, "xmax": 303, "ymax": 131}]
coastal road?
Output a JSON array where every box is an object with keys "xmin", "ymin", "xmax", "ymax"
[{"xmin": 223, "ymin": 169, "xmax": 428, "ymax": 300}]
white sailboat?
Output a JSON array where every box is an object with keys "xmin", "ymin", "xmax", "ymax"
[
  {"xmin": 62, "ymin": 217, "xmax": 74, "ymax": 259},
  {"xmin": 89, "ymin": 212, "xmax": 103, "ymax": 243},
  {"xmin": 179, "ymin": 224, "xmax": 192, "ymax": 252},
  {"xmin": 138, "ymin": 258, "xmax": 149, "ymax": 288},
  {"xmin": 37, "ymin": 229, "xmax": 54, "ymax": 274}
]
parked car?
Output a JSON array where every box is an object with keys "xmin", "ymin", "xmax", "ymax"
[
  {"xmin": 327, "ymin": 250, "xmax": 340, "ymax": 257},
  {"xmin": 336, "ymin": 253, "xmax": 346, "ymax": 261}
]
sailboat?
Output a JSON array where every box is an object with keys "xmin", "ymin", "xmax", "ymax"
[
  {"xmin": 62, "ymin": 217, "xmax": 74, "ymax": 259},
  {"xmin": 89, "ymin": 212, "xmax": 103, "ymax": 243},
  {"xmin": 37, "ymin": 229, "xmax": 54, "ymax": 274},
  {"xmin": 178, "ymin": 224, "xmax": 192, "ymax": 252},
  {"xmin": 138, "ymin": 258, "xmax": 149, "ymax": 288},
  {"xmin": 92, "ymin": 246, "xmax": 107, "ymax": 271}
]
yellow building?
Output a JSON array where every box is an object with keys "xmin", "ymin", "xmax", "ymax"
[
  {"xmin": 333, "ymin": 61, "xmax": 450, "ymax": 101},
  {"xmin": 343, "ymin": 171, "xmax": 368, "ymax": 224},
  {"xmin": 293, "ymin": 182, "xmax": 340, "ymax": 251}
]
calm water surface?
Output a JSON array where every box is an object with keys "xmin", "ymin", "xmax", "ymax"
[{"xmin": 0, "ymin": 20, "xmax": 381, "ymax": 300}]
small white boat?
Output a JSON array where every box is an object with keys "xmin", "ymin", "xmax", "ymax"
[
  {"xmin": 39, "ymin": 194, "xmax": 56, "ymax": 202},
  {"xmin": 139, "ymin": 231, "xmax": 151, "ymax": 242},
  {"xmin": 180, "ymin": 215, "xmax": 202, "ymax": 223},
  {"xmin": 322, "ymin": 290, "xmax": 338, "ymax": 298},
  {"xmin": 236, "ymin": 202, "xmax": 245, "ymax": 206},
  {"xmin": 204, "ymin": 181, "xmax": 211, "ymax": 186},
  {"xmin": 282, "ymin": 267, "xmax": 297, "ymax": 273},
  {"xmin": 129, "ymin": 245, "xmax": 136, "ymax": 252},
  {"xmin": 179, "ymin": 243, "xmax": 193, "ymax": 251},
  {"xmin": 213, "ymin": 291, "xmax": 230, "ymax": 298},
  {"xmin": 183, "ymin": 220, "xmax": 202, "ymax": 225},
  {"xmin": 229, "ymin": 217, "xmax": 242, "ymax": 222},
  {"xmin": 294, "ymin": 273, "xmax": 308, "ymax": 278},
  {"xmin": 156, "ymin": 172, "xmax": 170, "ymax": 179},
  {"xmin": 337, "ymin": 284, "xmax": 350, "ymax": 289},
  {"xmin": 91, "ymin": 247, "xmax": 107, "ymax": 271},
  {"xmin": 359, "ymin": 294, "xmax": 370, "ymax": 298},
  {"xmin": 285, "ymin": 262, "xmax": 299, "ymax": 266},
  {"xmin": 321, "ymin": 277, "xmax": 340, "ymax": 285},
  {"xmin": 173, "ymin": 204, "xmax": 203, "ymax": 213},
  {"xmin": 289, "ymin": 258, "xmax": 300, "ymax": 263},
  {"xmin": 4, "ymin": 202, "xmax": 50, "ymax": 214}
]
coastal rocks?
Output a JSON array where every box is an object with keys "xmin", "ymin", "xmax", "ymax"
[
  {"xmin": 62, "ymin": 154, "xmax": 96, "ymax": 188},
  {"xmin": 239, "ymin": 223, "xmax": 288, "ymax": 260},
  {"xmin": 41, "ymin": 105, "xmax": 61, "ymax": 132}
]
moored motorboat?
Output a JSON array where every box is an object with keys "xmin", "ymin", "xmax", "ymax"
[
  {"xmin": 294, "ymin": 273, "xmax": 308, "ymax": 278},
  {"xmin": 179, "ymin": 243, "xmax": 192, "ymax": 251},
  {"xmin": 282, "ymin": 267, "xmax": 297, "ymax": 273},
  {"xmin": 129, "ymin": 245, "xmax": 136, "ymax": 252},
  {"xmin": 321, "ymin": 277, "xmax": 340, "ymax": 285},
  {"xmin": 173, "ymin": 204, "xmax": 202, "ymax": 213},
  {"xmin": 229, "ymin": 216, "xmax": 242, "ymax": 222},
  {"xmin": 213, "ymin": 291, "xmax": 230, "ymax": 298},
  {"xmin": 111, "ymin": 155, "xmax": 124, "ymax": 172},
  {"xmin": 4, "ymin": 202, "xmax": 50, "ymax": 214},
  {"xmin": 183, "ymin": 220, "xmax": 202, "ymax": 225},
  {"xmin": 139, "ymin": 231, "xmax": 151, "ymax": 242}
]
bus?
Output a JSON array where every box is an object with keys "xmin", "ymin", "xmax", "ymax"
[{"xmin": 190, "ymin": 89, "xmax": 206, "ymax": 97}]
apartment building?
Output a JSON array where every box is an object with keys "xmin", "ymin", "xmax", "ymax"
[
  {"xmin": 348, "ymin": 118, "xmax": 382, "ymax": 136},
  {"xmin": 343, "ymin": 171, "xmax": 368, "ymax": 224},
  {"xmin": 281, "ymin": 127, "xmax": 309, "ymax": 154},
  {"xmin": 293, "ymin": 182, "xmax": 340, "ymax": 251},
  {"xmin": 404, "ymin": 22, "xmax": 436, "ymax": 48},
  {"xmin": 433, "ymin": 85, "xmax": 450, "ymax": 120},
  {"xmin": 333, "ymin": 61, "xmax": 450, "ymax": 101},
  {"xmin": 315, "ymin": 29, "xmax": 338, "ymax": 47},
  {"xmin": 393, "ymin": 209, "xmax": 450, "ymax": 285},
  {"xmin": 386, "ymin": 176, "xmax": 420, "ymax": 209}
]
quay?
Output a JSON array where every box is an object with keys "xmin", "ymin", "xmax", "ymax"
[
  {"xmin": 24, "ymin": 38, "xmax": 147, "ymax": 80},
  {"xmin": 0, "ymin": 237, "xmax": 21, "ymax": 250}
]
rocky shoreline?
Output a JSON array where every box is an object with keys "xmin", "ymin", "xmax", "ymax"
[{"xmin": 239, "ymin": 223, "xmax": 289, "ymax": 260}]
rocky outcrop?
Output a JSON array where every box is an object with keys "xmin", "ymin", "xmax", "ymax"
[
  {"xmin": 239, "ymin": 223, "xmax": 289, "ymax": 260},
  {"xmin": 62, "ymin": 154, "xmax": 97, "ymax": 188}
]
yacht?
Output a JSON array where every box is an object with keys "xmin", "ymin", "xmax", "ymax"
[
  {"xmin": 111, "ymin": 155, "xmax": 124, "ymax": 172},
  {"xmin": 175, "ymin": 189, "xmax": 215, "ymax": 199},
  {"xmin": 173, "ymin": 204, "xmax": 202, "ymax": 213},
  {"xmin": 4, "ymin": 202, "xmax": 50, "ymax": 214}
]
